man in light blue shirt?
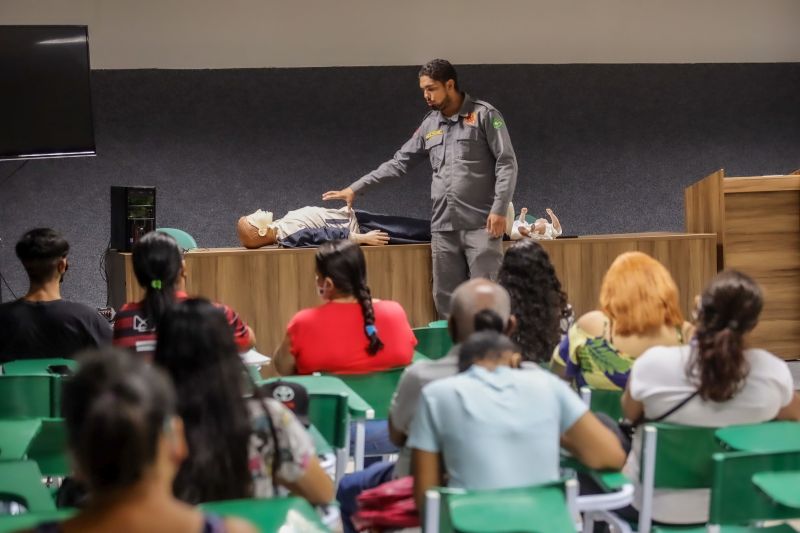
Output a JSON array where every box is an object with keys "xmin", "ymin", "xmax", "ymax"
[{"xmin": 407, "ymin": 330, "xmax": 626, "ymax": 508}]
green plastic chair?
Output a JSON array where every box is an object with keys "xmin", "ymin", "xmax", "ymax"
[
  {"xmin": 716, "ymin": 421, "xmax": 800, "ymax": 454},
  {"xmin": 335, "ymin": 367, "xmax": 405, "ymax": 421},
  {"xmin": 201, "ymin": 497, "xmax": 327, "ymax": 532},
  {"xmin": 579, "ymin": 387, "xmax": 623, "ymax": 422},
  {"xmin": 425, "ymin": 479, "xmax": 578, "ymax": 533},
  {"xmin": 306, "ymin": 392, "xmax": 349, "ymax": 484},
  {"xmin": 0, "ymin": 461, "xmax": 56, "ymax": 513},
  {"xmin": 0, "ymin": 375, "xmax": 54, "ymax": 419},
  {"xmin": 413, "ymin": 326, "xmax": 453, "ymax": 360},
  {"xmin": 156, "ymin": 227, "xmax": 198, "ymax": 252},
  {"xmin": 652, "ymin": 449, "xmax": 800, "ymax": 532},
  {"xmin": 26, "ymin": 418, "xmax": 69, "ymax": 477},
  {"xmin": 0, "ymin": 419, "xmax": 43, "ymax": 461},
  {"xmin": 637, "ymin": 423, "xmax": 723, "ymax": 533},
  {"xmin": 0, "ymin": 509, "xmax": 75, "ymax": 533},
  {"xmin": 2, "ymin": 358, "xmax": 76, "ymax": 376}
]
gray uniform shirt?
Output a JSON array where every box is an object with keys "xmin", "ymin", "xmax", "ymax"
[{"xmin": 349, "ymin": 94, "xmax": 518, "ymax": 232}]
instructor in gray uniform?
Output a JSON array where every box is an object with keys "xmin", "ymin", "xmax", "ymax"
[{"xmin": 323, "ymin": 59, "xmax": 517, "ymax": 317}]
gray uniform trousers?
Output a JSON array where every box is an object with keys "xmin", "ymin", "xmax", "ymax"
[{"xmin": 431, "ymin": 229, "xmax": 504, "ymax": 318}]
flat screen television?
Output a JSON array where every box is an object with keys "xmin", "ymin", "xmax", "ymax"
[{"xmin": 0, "ymin": 25, "xmax": 95, "ymax": 161}]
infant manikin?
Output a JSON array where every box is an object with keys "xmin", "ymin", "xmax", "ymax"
[{"xmin": 510, "ymin": 208, "xmax": 562, "ymax": 240}]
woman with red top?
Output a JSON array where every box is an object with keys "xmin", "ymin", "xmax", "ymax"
[
  {"xmin": 113, "ymin": 231, "xmax": 255, "ymax": 361},
  {"xmin": 272, "ymin": 239, "xmax": 416, "ymax": 376}
]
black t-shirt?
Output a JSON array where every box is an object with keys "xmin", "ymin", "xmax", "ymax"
[{"xmin": 0, "ymin": 299, "xmax": 112, "ymax": 363}]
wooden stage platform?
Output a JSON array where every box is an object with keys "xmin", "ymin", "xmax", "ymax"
[{"xmin": 109, "ymin": 232, "xmax": 717, "ymax": 357}]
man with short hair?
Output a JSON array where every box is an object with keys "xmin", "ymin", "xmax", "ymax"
[
  {"xmin": 336, "ymin": 279, "xmax": 515, "ymax": 532},
  {"xmin": 324, "ymin": 59, "xmax": 518, "ymax": 317},
  {"xmin": 0, "ymin": 228, "xmax": 111, "ymax": 362}
]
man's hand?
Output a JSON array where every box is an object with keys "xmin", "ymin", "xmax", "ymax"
[
  {"xmin": 352, "ymin": 230, "xmax": 390, "ymax": 246},
  {"xmin": 322, "ymin": 187, "xmax": 355, "ymax": 208},
  {"xmin": 486, "ymin": 214, "xmax": 507, "ymax": 238}
]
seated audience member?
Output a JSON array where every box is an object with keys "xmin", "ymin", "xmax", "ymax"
[
  {"xmin": 498, "ymin": 239, "xmax": 571, "ymax": 363},
  {"xmin": 510, "ymin": 207, "xmax": 562, "ymax": 240},
  {"xmin": 113, "ymin": 231, "xmax": 254, "ymax": 361},
  {"xmin": 154, "ymin": 298, "xmax": 333, "ymax": 505},
  {"xmin": 622, "ymin": 270, "xmax": 800, "ymax": 525},
  {"xmin": 409, "ymin": 325, "xmax": 626, "ymax": 508},
  {"xmin": 0, "ymin": 228, "xmax": 111, "ymax": 363},
  {"xmin": 272, "ymin": 239, "xmax": 416, "ymax": 376},
  {"xmin": 25, "ymin": 347, "xmax": 255, "ymax": 533},
  {"xmin": 336, "ymin": 278, "xmax": 516, "ymax": 533},
  {"xmin": 551, "ymin": 251, "xmax": 692, "ymax": 391}
]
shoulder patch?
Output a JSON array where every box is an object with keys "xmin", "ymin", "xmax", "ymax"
[
  {"xmin": 492, "ymin": 118, "xmax": 505, "ymax": 130},
  {"xmin": 472, "ymin": 99, "xmax": 498, "ymax": 112}
]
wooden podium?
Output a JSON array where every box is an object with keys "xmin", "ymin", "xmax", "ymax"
[{"xmin": 685, "ymin": 170, "xmax": 800, "ymax": 359}]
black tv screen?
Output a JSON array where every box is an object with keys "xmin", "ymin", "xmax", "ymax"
[{"xmin": 0, "ymin": 25, "xmax": 95, "ymax": 161}]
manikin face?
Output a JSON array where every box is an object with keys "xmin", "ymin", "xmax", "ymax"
[
  {"xmin": 237, "ymin": 209, "xmax": 278, "ymax": 248},
  {"xmin": 532, "ymin": 218, "xmax": 547, "ymax": 235},
  {"xmin": 419, "ymin": 75, "xmax": 455, "ymax": 112}
]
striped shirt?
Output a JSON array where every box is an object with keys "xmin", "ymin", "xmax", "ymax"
[{"xmin": 113, "ymin": 291, "xmax": 252, "ymax": 360}]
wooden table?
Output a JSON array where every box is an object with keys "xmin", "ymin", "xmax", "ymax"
[{"xmin": 108, "ymin": 233, "xmax": 716, "ymax": 356}]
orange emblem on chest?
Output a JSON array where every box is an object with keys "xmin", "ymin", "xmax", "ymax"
[{"xmin": 464, "ymin": 112, "xmax": 477, "ymax": 126}]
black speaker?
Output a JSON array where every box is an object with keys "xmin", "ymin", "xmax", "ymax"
[{"xmin": 110, "ymin": 186, "xmax": 156, "ymax": 252}]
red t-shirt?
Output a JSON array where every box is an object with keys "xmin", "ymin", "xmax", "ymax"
[
  {"xmin": 287, "ymin": 300, "xmax": 416, "ymax": 375},
  {"xmin": 113, "ymin": 291, "xmax": 252, "ymax": 360}
]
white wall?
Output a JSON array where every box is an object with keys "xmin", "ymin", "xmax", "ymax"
[{"xmin": 3, "ymin": 0, "xmax": 800, "ymax": 68}]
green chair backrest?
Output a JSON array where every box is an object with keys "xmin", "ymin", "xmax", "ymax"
[
  {"xmin": 433, "ymin": 480, "xmax": 576, "ymax": 533},
  {"xmin": 0, "ymin": 461, "xmax": 56, "ymax": 513},
  {"xmin": 0, "ymin": 375, "xmax": 54, "ymax": 419},
  {"xmin": 335, "ymin": 368, "xmax": 405, "ymax": 420},
  {"xmin": 156, "ymin": 227, "xmax": 198, "ymax": 251},
  {"xmin": 307, "ymin": 393, "xmax": 349, "ymax": 450},
  {"xmin": 644, "ymin": 423, "xmax": 722, "ymax": 489},
  {"xmin": 709, "ymin": 450, "xmax": 800, "ymax": 526},
  {"xmin": 580, "ymin": 387, "xmax": 623, "ymax": 422},
  {"xmin": 2, "ymin": 358, "xmax": 76, "ymax": 376},
  {"xmin": 201, "ymin": 497, "xmax": 327, "ymax": 532},
  {"xmin": 26, "ymin": 418, "xmax": 69, "ymax": 477},
  {"xmin": 413, "ymin": 326, "xmax": 453, "ymax": 361},
  {"xmin": 428, "ymin": 320, "xmax": 447, "ymax": 328},
  {"xmin": 0, "ymin": 509, "xmax": 75, "ymax": 533}
]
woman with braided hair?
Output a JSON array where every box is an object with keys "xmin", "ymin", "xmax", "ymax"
[
  {"xmin": 272, "ymin": 239, "xmax": 415, "ymax": 376},
  {"xmin": 620, "ymin": 270, "xmax": 800, "ymax": 525}
]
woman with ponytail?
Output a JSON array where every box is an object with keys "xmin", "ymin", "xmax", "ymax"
[
  {"xmin": 113, "ymin": 231, "xmax": 254, "ymax": 361},
  {"xmin": 621, "ymin": 270, "xmax": 800, "ymax": 525},
  {"xmin": 29, "ymin": 347, "xmax": 255, "ymax": 533},
  {"xmin": 272, "ymin": 239, "xmax": 415, "ymax": 376}
]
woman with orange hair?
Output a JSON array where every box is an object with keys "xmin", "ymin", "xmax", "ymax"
[{"xmin": 550, "ymin": 251, "xmax": 692, "ymax": 390}]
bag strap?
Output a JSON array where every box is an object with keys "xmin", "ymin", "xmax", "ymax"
[{"xmin": 647, "ymin": 391, "xmax": 699, "ymax": 423}]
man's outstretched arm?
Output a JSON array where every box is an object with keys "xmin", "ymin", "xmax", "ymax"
[{"xmin": 323, "ymin": 128, "xmax": 428, "ymax": 206}]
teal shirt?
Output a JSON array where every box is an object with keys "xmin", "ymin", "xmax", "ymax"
[{"xmin": 407, "ymin": 365, "xmax": 587, "ymax": 490}]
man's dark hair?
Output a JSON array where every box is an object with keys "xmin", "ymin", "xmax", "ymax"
[
  {"xmin": 15, "ymin": 228, "xmax": 69, "ymax": 284},
  {"xmin": 419, "ymin": 59, "xmax": 458, "ymax": 90}
]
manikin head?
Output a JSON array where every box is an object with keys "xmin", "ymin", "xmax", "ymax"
[
  {"xmin": 237, "ymin": 209, "xmax": 278, "ymax": 248},
  {"xmin": 419, "ymin": 59, "xmax": 460, "ymax": 113},
  {"xmin": 16, "ymin": 228, "xmax": 69, "ymax": 287},
  {"xmin": 532, "ymin": 218, "xmax": 548, "ymax": 234}
]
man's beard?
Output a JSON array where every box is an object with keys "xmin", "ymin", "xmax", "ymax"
[{"xmin": 428, "ymin": 94, "xmax": 451, "ymax": 111}]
